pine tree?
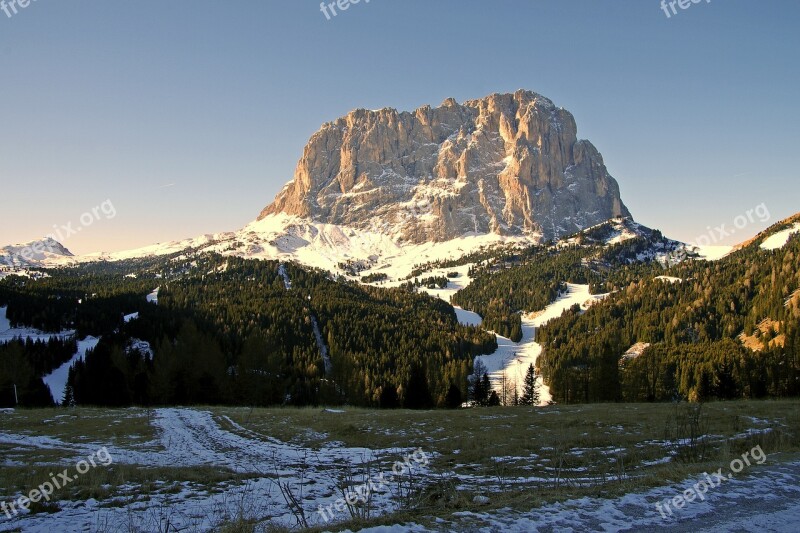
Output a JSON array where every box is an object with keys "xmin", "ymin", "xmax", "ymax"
[
  {"xmin": 488, "ymin": 390, "xmax": 500, "ymax": 406},
  {"xmin": 479, "ymin": 373, "xmax": 492, "ymax": 406},
  {"xmin": 520, "ymin": 364, "xmax": 540, "ymax": 406},
  {"xmin": 404, "ymin": 364, "xmax": 433, "ymax": 409},
  {"xmin": 445, "ymin": 383, "xmax": 462, "ymax": 409},
  {"xmin": 470, "ymin": 359, "xmax": 490, "ymax": 405}
]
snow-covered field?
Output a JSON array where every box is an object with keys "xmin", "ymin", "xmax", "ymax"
[
  {"xmin": 694, "ymin": 245, "xmax": 734, "ymax": 261},
  {"xmin": 345, "ymin": 459, "xmax": 800, "ymax": 532},
  {"xmin": 0, "ymin": 408, "xmax": 431, "ymax": 532},
  {"xmin": 0, "ymin": 404, "xmax": 796, "ymax": 533}
]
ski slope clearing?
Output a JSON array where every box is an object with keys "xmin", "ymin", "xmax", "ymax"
[
  {"xmin": 475, "ymin": 284, "xmax": 607, "ymax": 405},
  {"xmin": 145, "ymin": 287, "xmax": 159, "ymax": 304},
  {"xmin": 693, "ymin": 245, "xmax": 733, "ymax": 261},
  {"xmin": 0, "ymin": 306, "xmax": 75, "ymax": 343},
  {"xmin": 761, "ymin": 222, "xmax": 800, "ymax": 251},
  {"xmin": 42, "ymin": 336, "xmax": 100, "ymax": 405}
]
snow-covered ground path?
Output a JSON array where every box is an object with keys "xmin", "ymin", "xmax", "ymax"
[
  {"xmin": 0, "ymin": 408, "xmax": 429, "ymax": 532},
  {"xmin": 346, "ymin": 458, "xmax": 800, "ymax": 532}
]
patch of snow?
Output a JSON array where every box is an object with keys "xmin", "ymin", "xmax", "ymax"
[
  {"xmin": 347, "ymin": 460, "xmax": 800, "ymax": 532},
  {"xmin": 454, "ymin": 307, "xmax": 482, "ymax": 327},
  {"xmin": 146, "ymin": 288, "xmax": 159, "ymax": 304},
  {"xmin": 476, "ymin": 284, "xmax": 607, "ymax": 405},
  {"xmin": 760, "ymin": 223, "xmax": 800, "ymax": 251},
  {"xmin": 127, "ymin": 338, "xmax": 153, "ymax": 357},
  {"xmin": 0, "ymin": 306, "xmax": 75, "ymax": 343},
  {"xmin": 694, "ymin": 245, "xmax": 734, "ymax": 261}
]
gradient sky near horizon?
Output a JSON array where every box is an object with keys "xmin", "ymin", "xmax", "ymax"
[{"xmin": 1, "ymin": 0, "xmax": 798, "ymax": 254}]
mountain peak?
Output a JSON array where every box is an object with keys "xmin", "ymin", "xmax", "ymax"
[
  {"xmin": 0, "ymin": 237, "xmax": 74, "ymax": 268},
  {"xmin": 259, "ymin": 90, "xmax": 631, "ymax": 244}
]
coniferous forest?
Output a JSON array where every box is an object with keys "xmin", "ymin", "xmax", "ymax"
[
  {"xmin": 2, "ymin": 219, "xmax": 799, "ymax": 409},
  {"xmin": 0, "ymin": 255, "xmax": 494, "ymax": 408}
]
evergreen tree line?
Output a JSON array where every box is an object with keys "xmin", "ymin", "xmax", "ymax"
[
  {"xmin": 0, "ymin": 338, "xmax": 74, "ymax": 407},
  {"xmin": 538, "ymin": 236, "xmax": 800, "ymax": 402},
  {"xmin": 33, "ymin": 254, "xmax": 499, "ymax": 408}
]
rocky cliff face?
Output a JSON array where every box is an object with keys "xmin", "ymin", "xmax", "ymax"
[{"xmin": 260, "ymin": 90, "xmax": 631, "ymax": 243}]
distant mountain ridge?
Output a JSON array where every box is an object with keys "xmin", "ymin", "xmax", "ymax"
[
  {"xmin": 0, "ymin": 238, "xmax": 73, "ymax": 269},
  {"xmin": 260, "ymin": 90, "xmax": 630, "ymax": 243}
]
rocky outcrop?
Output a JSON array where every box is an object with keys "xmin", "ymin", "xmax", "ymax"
[{"xmin": 260, "ymin": 90, "xmax": 631, "ymax": 243}]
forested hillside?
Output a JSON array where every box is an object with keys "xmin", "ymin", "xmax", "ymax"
[
  {"xmin": 451, "ymin": 222, "xmax": 677, "ymax": 340},
  {"xmin": 1, "ymin": 254, "xmax": 494, "ymax": 408},
  {"xmin": 538, "ymin": 232, "xmax": 800, "ymax": 403}
]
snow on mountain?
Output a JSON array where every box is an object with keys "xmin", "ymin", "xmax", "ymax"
[
  {"xmin": 0, "ymin": 237, "xmax": 75, "ymax": 270},
  {"xmin": 261, "ymin": 90, "xmax": 630, "ymax": 244},
  {"xmin": 760, "ymin": 222, "xmax": 800, "ymax": 251},
  {"xmin": 693, "ymin": 245, "xmax": 734, "ymax": 260},
  {"xmin": 146, "ymin": 288, "xmax": 159, "ymax": 304},
  {"xmin": 563, "ymin": 216, "xmax": 649, "ymax": 246},
  {"xmin": 68, "ymin": 213, "xmax": 534, "ymax": 280}
]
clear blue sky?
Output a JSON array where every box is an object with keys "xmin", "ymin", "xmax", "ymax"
[{"xmin": 1, "ymin": 0, "xmax": 798, "ymax": 254}]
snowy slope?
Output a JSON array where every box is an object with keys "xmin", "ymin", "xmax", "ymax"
[
  {"xmin": 474, "ymin": 284, "xmax": 607, "ymax": 405},
  {"xmin": 30, "ymin": 213, "xmax": 534, "ymax": 281},
  {"xmin": 42, "ymin": 336, "xmax": 100, "ymax": 404},
  {"xmin": 694, "ymin": 245, "xmax": 734, "ymax": 260},
  {"xmin": 760, "ymin": 222, "xmax": 800, "ymax": 251}
]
